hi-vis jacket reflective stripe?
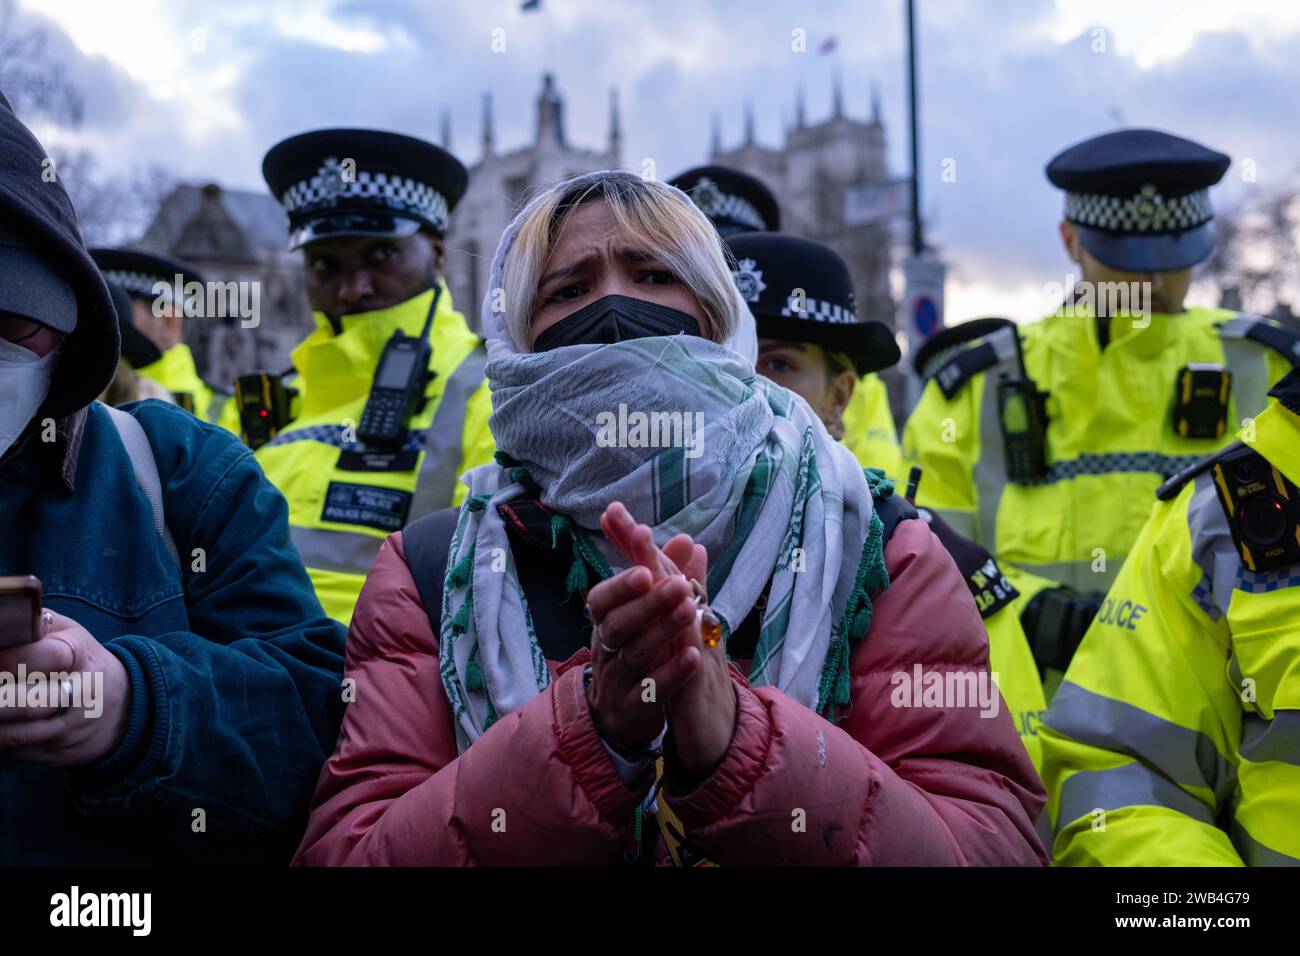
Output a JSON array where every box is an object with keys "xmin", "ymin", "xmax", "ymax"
[
  {"xmin": 986, "ymin": 602, "xmax": 1048, "ymax": 775},
  {"xmin": 1039, "ymin": 383, "xmax": 1300, "ymax": 866},
  {"xmin": 244, "ymin": 282, "xmax": 494, "ymax": 625},
  {"xmin": 902, "ymin": 307, "xmax": 1296, "ymax": 618},
  {"xmin": 135, "ymin": 343, "xmax": 231, "ymax": 424},
  {"xmin": 842, "ymin": 372, "xmax": 902, "ymax": 478}
]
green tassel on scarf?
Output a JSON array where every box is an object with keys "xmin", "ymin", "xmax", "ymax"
[
  {"xmin": 548, "ymin": 512, "xmax": 614, "ymax": 600},
  {"xmin": 815, "ymin": 469, "xmax": 894, "ymax": 722}
]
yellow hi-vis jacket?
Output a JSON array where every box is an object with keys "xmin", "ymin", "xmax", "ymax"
[
  {"xmin": 841, "ymin": 372, "xmax": 902, "ymax": 478},
  {"xmin": 902, "ymin": 306, "xmax": 1296, "ymax": 639},
  {"xmin": 1039, "ymin": 373, "xmax": 1300, "ymax": 866},
  {"xmin": 838, "ymin": 366, "xmax": 1044, "ymax": 767},
  {"xmin": 136, "ymin": 343, "xmax": 232, "ymax": 425},
  {"xmin": 238, "ymin": 282, "xmax": 495, "ymax": 625},
  {"xmin": 913, "ymin": 505, "xmax": 1049, "ymax": 772},
  {"xmin": 985, "ymin": 584, "xmax": 1048, "ymax": 773}
]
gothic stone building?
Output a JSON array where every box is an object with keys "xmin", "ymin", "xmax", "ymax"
[
  {"xmin": 710, "ymin": 77, "xmax": 897, "ymax": 342},
  {"xmin": 137, "ymin": 73, "xmax": 898, "ymax": 397},
  {"xmin": 442, "ymin": 73, "xmax": 622, "ymax": 319}
]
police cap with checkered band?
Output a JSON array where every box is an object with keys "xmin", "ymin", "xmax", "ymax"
[
  {"xmin": 669, "ymin": 165, "xmax": 780, "ymax": 238},
  {"xmin": 1047, "ymin": 128, "xmax": 1231, "ymax": 272},
  {"xmin": 726, "ymin": 232, "xmax": 900, "ymax": 375},
  {"xmin": 262, "ymin": 128, "xmax": 468, "ymax": 250},
  {"xmin": 90, "ymin": 247, "xmax": 207, "ymax": 302},
  {"xmin": 89, "ymin": 247, "xmax": 209, "ymax": 364}
]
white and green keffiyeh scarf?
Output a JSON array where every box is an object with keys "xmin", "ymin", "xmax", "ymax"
[{"xmin": 440, "ymin": 171, "xmax": 889, "ymax": 753}]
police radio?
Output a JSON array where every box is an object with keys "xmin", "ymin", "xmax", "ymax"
[
  {"xmin": 997, "ymin": 327, "xmax": 1049, "ymax": 483},
  {"xmin": 235, "ymin": 371, "xmax": 297, "ymax": 450},
  {"xmin": 1211, "ymin": 443, "xmax": 1300, "ymax": 573},
  {"xmin": 357, "ymin": 284, "xmax": 440, "ymax": 448}
]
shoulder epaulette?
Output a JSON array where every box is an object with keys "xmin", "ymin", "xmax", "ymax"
[
  {"xmin": 1270, "ymin": 366, "xmax": 1300, "ymax": 414},
  {"xmin": 1156, "ymin": 442, "xmax": 1244, "ymax": 501},
  {"xmin": 916, "ymin": 318, "xmax": 1020, "ymax": 400},
  {"xmin": 1217, "ymin": 315, "xmax": 1300, "ymax": 367}
]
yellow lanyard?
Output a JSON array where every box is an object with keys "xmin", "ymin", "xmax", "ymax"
[{"xmin": 650, "ymin": 757, "xmax": 718, "ymax": 867}]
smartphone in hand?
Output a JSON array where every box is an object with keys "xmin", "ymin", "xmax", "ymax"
[{"xmin": 0, "ymin": 575, "xmax": 43, "ymax": 649}]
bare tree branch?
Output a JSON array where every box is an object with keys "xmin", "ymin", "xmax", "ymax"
[{"xmin": 0, "ymin": 0, "xmax": 84, "ymax": 126}]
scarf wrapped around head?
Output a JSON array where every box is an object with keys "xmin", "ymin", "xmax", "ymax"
[{"xmin": 441, "ymin": 170, "xmax": 888, "ymax": 753}]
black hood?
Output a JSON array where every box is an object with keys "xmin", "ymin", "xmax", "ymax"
[{"xmin": 0, "ymin": 89, "xmax": 119, "ymax": 420}]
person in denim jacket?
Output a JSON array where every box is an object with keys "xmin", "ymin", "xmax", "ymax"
[{"xmin": 0, "ymin": 90, "xmax": 347, "ymax": 865}]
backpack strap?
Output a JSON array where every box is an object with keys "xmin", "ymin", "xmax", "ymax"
[
  {"xmin": 100, "ymin": 403, "xmax": 181, "ymax": 572},
  {"xmin": 874, "ymin": 488, "xmax": 918, "ymax": 545},
  {"xmin": 401, "ymin": 507, "xmax": 462, "ymax": 628}
]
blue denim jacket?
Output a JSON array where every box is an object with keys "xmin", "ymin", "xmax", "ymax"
[{"xmin": 0, "ymin": 400, "xmax": 346, "ymax": 864}]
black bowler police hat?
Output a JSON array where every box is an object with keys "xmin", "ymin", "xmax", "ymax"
[
  {"xmin": 90, "ymin": 247, "xmax": 207, "ymax": 301},
  {"xmin": 90, "ymin": 248, "xmax": 207, "ymax": 367},
  {"xmin": 669, "ymin": 164, "xmax": 780, "ymax": 237},
  {"xmin": 1047, "ymin": 128, "xmax": 1230, "ymax": 272},
  {"xmin": 262, "ymin": 128, "xmax": 468, "ymax": 250},
  {"xmin": 726, "ymin": 232, "xmax": 900, "ymax": 376}
]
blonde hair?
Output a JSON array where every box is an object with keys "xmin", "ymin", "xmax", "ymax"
[{"xmin": 501, "ymin": 171, "xmax": 744, "ymax": 351}]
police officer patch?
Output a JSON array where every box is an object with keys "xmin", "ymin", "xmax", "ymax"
[
  {"xmin": 321, "ymin": 481, "xmax": 413, "ymax": 533},
  {"xmin": 732, "ymin": 257, "xmax": 767, "ymax": 303}
]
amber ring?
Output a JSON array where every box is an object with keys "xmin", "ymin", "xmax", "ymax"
[{"xmin": 690, "ymin": 579, "xmax": 722, "ymax": 648}]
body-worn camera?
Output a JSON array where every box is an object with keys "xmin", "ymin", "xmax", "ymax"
[
  {"xmin": 1211, "ymin": 443, "xmax": 1300, "ymax": 573},
  {"xmin": 235, "ymin": 371, "xmax": 296, "ymax": 450},
  {"xmin": 1174, "ymin": 363, "xmax": 1231, "ymax": 440}
]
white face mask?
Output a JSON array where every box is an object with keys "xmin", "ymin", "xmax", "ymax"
[{"xmin": 0, "ymin": 336, "xmax": 59, "ymax": 459}]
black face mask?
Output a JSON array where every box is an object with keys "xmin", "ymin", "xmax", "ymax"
[{"xmin": 533, "ymin": 294, "xmax": 702, "ymax": 351}]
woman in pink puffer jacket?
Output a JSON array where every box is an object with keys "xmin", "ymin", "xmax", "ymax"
[{"xmin": 293, "ymin": 171, "xmax": 1046, "ymax": 867}]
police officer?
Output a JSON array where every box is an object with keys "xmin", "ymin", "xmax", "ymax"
[
  {"xmin": 671, "ymin": 164, "xmax": 901, "ymax": 474},
  {"xmin": 903, "ymin": 129, "xmax": 1299, "ymax": 695},
  {"xmin": 727, "ymin": 231, "xmax": 1049, "ymax": 769},
  {"xmin": 1039, "ymin": 366, "xmax": 1300, "ymax": 865},
  {"xmin": 90, "ymin": 247, "xmax": 232, "ymax": 422},
  {"xmin": 233, "ymin": 128, "xmax": 495, "ymax": 625}
]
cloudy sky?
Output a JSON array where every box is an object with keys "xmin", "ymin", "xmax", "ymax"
[{"xmin": 11, "ymin": 0, "xmax": 1300, "ymax": 323}]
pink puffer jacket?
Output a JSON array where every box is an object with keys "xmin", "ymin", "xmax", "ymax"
[{"xmin": 293, "ymin": 517, "xmax": 1047, "ymax": 866}]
